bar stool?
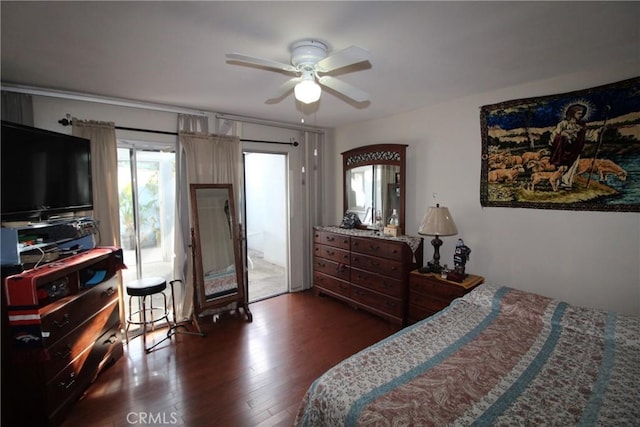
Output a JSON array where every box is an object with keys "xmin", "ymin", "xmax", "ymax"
[{"xmin": 125, "ymin": 277, "xmax": 174, "ymax": 353}]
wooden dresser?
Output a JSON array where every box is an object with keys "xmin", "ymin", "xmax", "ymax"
[
  {"xmin": 408, "ymin": 270, "xmax": 484, "ymax": 324},
  {"xmin": 313, "ymin": 226, "xmax": 423, "ymax": 325},
  {"xmin": 2, "ymin": 247, "xmax": 125, "ymax": 426}
]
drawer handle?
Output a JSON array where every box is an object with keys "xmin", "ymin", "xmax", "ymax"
[
  {"xmin": 369, "ymin": 245, "xmax": 380, "ymax": 251},
  {"xmin": 317, "ymin": 261, "xmax": 326, "ymax": 268},
  {"xmin": 55, "ymin": 344, "xmax": 72, "ymax": 359},
  {"xmin": 326, "ymin": 236, "xmax": 335, "ymax": 242},
  {"xmin": 326, "ymin": 250, "xmax": 335, "ymax": 256},
  {"xmin": 104, "ymin": 334, "xmax": 119, "ymax": 345},
  {"xmin": 53, "ymin": 314, "xmax": 70, "ymax": 328},
  {"xmin": 59, "ymin": 372, "xmax": 76, "ymax": 390},
  {"xmin": 102, "ymin": 287, "xmax": 116, "ymax": 297}
]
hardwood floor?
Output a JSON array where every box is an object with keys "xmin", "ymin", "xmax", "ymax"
[{"xmin": 61, "ymin": 291, "xmax": 401, "ymax": 427}]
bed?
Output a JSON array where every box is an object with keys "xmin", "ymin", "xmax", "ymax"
[{"xmin": 295, "ymin": 284, "xmax": 639, "ymax": 426}]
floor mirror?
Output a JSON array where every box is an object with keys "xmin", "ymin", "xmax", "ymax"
[{"xmin": 190, "ymin": 183, "xmax": 252, "ymax": 322}]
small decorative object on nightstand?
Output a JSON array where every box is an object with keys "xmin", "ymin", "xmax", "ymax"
[
  {"xmin": 408, "ymin": 269, "xmax": 484, "ymax": 324},
  {"xmin": 447, "ymin": 238, "xmax": 471, "ymax": 282}
]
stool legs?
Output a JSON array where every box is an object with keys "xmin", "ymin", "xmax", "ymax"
[
  {"xmin": 125, "ymin": 280, "xmax": 204, "ymax": 353},
  {"xmin": 125, "ymin": 291, "xmax": 170, "ymax": 353},
  {"xmin": 141, "ymin": 294, "xmax": 148, "ymax": 350}
]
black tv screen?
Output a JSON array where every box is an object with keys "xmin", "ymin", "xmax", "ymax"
[{"xmin": 1, "ymin": 121, "xmax": 93, "ymax": 222}]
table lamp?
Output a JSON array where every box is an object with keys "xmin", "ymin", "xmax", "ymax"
[{"xmin": 418, "ymin": 203, "xmax": 457, "ymax": 273}]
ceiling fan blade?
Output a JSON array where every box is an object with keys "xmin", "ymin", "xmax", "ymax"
[
  {"xmin": 318, "ymin": 76, "xmax": 370, "ymax": 103},
  {"xmin": 225, "ymin": 53, "xmax": 298, "ymax": 73},
  {"xmin": 270, "ymin": 78, "xmax": 300, "ymax": 99},
  {"xmin": 315, "ymin": 45, "xmax": 371, "ymax": 73}
]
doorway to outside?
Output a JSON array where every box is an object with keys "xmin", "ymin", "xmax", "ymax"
[
  {"xmin": 243, "ymin": 152, "xmax": 288, "ymax": 302},
  {"xmin": 117, "ymin": 145, "xmax": 176, "ymax": 331}
]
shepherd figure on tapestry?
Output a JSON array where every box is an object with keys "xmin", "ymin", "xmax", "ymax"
[
  {"xmin": 548, "ymin": 103, "xmax": 602, "ymax": 190},
  {"xmin": 480, "ymin": 77, "xmax": 640, "ymax": 212}
]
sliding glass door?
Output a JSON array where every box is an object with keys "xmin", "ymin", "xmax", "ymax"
[
  {"xmin": 243, "ymin": 152, "xmax": 289, "ymax": 302},
  {"xmin": 117, "ymin": 144, "xmax": 176, "ymax": 325}
]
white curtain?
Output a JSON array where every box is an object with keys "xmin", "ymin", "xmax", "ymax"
[
  {"xmin": 174, "ymin": 114, "xmax": 242, "ymax": 320},
  {"xmin": 71, "ymin": 120, "xmax": 121, "ymax": 247}
]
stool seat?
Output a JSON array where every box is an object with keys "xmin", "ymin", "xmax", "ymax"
[
  {"xmin": 125, "ymin": 276, "xmax": 172, "ymax": 353},
  {"xmin": 126, "ymin": 277, "xmax": 167, "ymax": 296}
]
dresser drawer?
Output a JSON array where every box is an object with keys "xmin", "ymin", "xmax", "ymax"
[
  {"xmin": 410, "ymin": 275, "xmax": 467, "ymax": 301},
  {"xmin": 408, "ymin": 272, "xmax": 485, "ymax": 323},
  {"xmin": 314, "ymin": 229, "xmax": 350, "ymax": 250},
  {"xmin": 313, "ymin": 257, "xmax": 350, "ymax": 281},
  {"xmin": 40, "ymin": 276, "xmax": 119, "ymax": 347},
  {"xmin": 45, "ymin": 348, "xmax": 92, "ymax": 418},
  {"xmin": 351, "ymin": 285, "xmax": 403, "ymax": 317},
  {"xmin": 314, "ymin": 244, "xmax": 350, "ymax": 264},
  {"xmin": 43, "ymin": 300, "xmax": 119, "ymax": 382},
  {"xmin": 351, "ymin": 253, "xmax": 402, "ymax": 279},
  {"xmin": 409, "ymin": 304, "xmax": 436, "ymax": 323},
  {"xmin": 409, "ymin": 291, "xmax": 451, "ymax": 313},
  {"xmin": 45, "ymin": 322, "xmax": 122, "ymax": 419},
  {"xmin": 351, "ymin": 237, "xmax": 403, "ymax": 261},
  {"xmin": 314, "ymin": 272, "xmax": 350, "ymax": 298},
  {"xmin": 351, "ymin": 268, "xmax": 402, "ymax": 298}
]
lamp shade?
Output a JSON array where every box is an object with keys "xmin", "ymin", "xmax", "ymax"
[
  {"xmin": 418, "ymin": 204, "xmax": 458, "ymax": 236},
  {"xmin": 294, "ymin": 80, "xmax": 321, "ymax": 104}
]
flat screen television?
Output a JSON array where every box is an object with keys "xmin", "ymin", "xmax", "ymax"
[{"xmin": 1, "ymin": 121, "xmax": 93, "ymax": 222}]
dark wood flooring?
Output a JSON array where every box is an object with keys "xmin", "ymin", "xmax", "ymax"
[{"xmin": 61, "ymin": 291, "xmax": 401, "ymax": 427}]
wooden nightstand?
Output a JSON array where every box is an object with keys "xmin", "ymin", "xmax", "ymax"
[{"xmin": 408, "ymin": 270, "xmax": 484, "ymax": 324}]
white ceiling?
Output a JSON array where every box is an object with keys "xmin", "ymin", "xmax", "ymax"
[{"xmin": 1, "ymin": 1, "xmax": 638, "ymax": 129}]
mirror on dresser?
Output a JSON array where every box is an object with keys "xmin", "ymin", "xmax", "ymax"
[{"xmin": 342, "ymin": 144, "xmax": 407, "ymax": 232}]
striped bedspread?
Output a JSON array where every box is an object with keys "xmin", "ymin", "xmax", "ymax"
[{"xmin": 295, "ymin": 285, "xmax": 639, "ymax": 426}]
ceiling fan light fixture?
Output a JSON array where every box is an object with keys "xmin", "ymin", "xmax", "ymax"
[
  {"xmin": 294, "ymin": 79, "xmax": 321, "ymax": 104},
  {"xmin": 226, "ymin": 39, "xmax": 370, "ymax": 104}
]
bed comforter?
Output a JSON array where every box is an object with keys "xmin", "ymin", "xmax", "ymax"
[{"xmin": 295, "ymin": 285, "xmax": 639, "ymax": 426}]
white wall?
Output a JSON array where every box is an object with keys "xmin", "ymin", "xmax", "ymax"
[{"xmin": 331, "ymin": 62, "xmax": 640, "ymax": 316}]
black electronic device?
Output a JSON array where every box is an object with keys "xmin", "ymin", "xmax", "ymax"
[{"xmin": 1, "ymin": 121, "xmax": 93, "ymax": 222}]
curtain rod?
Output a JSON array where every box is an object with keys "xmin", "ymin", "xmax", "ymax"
[
  {"xmin": 58, "ymin": 118, "xmax": 299, "ymax": 146},
  {"xmin": 216, "ymin": 113, "xmax": 324, "ymax": 134}
]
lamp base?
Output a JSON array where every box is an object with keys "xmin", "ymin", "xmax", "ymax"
[{"xmin": 418, "ymin": 261, "xmax": 442, "ymax": 274}]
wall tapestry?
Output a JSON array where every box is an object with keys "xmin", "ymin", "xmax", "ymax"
[{"xmin": 480, "ymin": 76, "xmax": 640, "ymax": 212}]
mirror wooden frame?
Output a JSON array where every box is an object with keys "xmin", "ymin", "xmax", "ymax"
[
  {"xmin": 190, "ymin": 183, "xmax": 252, "ymax": 322},
  {"xmin": 342, "ymin": 144, "xmax": 408, "ymax": 231}
]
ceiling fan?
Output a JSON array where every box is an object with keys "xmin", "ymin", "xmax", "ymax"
[{"xmin": 225, "ymin": 39, "xmax": 371, "ymax": 104}]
